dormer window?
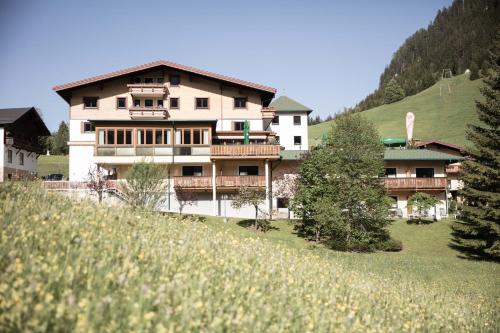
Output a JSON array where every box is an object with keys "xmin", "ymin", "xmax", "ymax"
[
  {"xmin": 157, "ymin": 100, "xmax": 164, "ymax": 108},
  {"xmin": 145, "ymin": 99, "xmax": 153, "ymax": 107},
  {"xmin": 134, "ymin": 99, "xmax": 141, "ymax": 107},
  {"xmin": 234, "ymin": 97, "xmax": 247, "ymax": 108},
  {"xmin": 83, "ymin": 97, "xmax": 98, "ymax": 108}
]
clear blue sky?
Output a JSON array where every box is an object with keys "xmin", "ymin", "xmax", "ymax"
[{"xmin": 0, "ymin": 0, "xmax": 452, "ymax": 131}]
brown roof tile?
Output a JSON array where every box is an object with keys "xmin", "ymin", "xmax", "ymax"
[{"xmin": 53, "ymin": 60, "xmax": 277, "ymax": 94}]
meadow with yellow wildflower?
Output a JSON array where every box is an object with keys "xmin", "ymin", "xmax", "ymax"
[{"xmin": 0, "ymin": 183, "xmax": 498, "ymax": 332}]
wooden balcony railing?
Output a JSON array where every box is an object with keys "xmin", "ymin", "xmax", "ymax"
[
  {"xmin": 42, "ymin": 180, "xmax": 121, "ymax": 190},
  {"xmin": 261, "ymin": 107, "xmax": 276, "ymax": 119},
  {"xmin": 384, "ymin": 177, "xmax": 447, "ymax": 190},
  {"xmin": 217, "ymin": 175, "xmax": 265, "ymax": 188},
  {"xmin": 173, "ymin": 175, "xmax": 266, "ymax": 190},
  {"xmin": 173, "ymin": 176, "xmax": 212, "ymax": 189},
  {"xmin": 210, "ymin": 144, "xmax": 280, "ymax": 159},
  {"xmin": 445, "ymin": 164, "xmax": 462, "ymax": 174},
  {"xmin": 6, "ymin": 137, "xmax": 45, "ymax": 154},
  {"xmin": 127, "ymin": 83, "xmax": 167, "ymax": 97},
  {"xmin": 129, "ymin": 107, "xmax": 168, "ymax": 119}
]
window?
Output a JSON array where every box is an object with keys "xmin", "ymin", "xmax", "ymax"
[
  {"xmin": 182, "ymin": 166, "xmax": 202, "ymax": 176},
  {"xmin": 416, "ymin": 168, "xmax": 434, "ymax": 178},
  {"xmin": 145, "ymin": 130, "xmax": 153, "ymax": 144},
  {"xmin": 193, "ymin": 129, "xmax": 201, "ymax": 144},
  {"xmin": 385, "ymin": 168, "xmax": 397, "ymax": 178},
  {"xmin": 164, "ymin": 129, "xmax": 171, "ymax": 145},
  {"xmin": 277, "ymin": 198, "xmax": 289, "ymax": 208},
  {"xmin": 239, "ymin": 166, "xmax": 259, "ymax": 176},
  {"xmin": 144, "ymin": 78, "xmax": 154, "ymax": 83},
  {"xmin": 134, "ymin": 99, "xmax": 141, "ymax": 107},
  {"xmin": 183, "ymin": 130, "xmax": 191, "ymax": 144},
  {"xmin": 234, "ymin": 121, "xmax": 245, "ymax": 131},
  {"xmin": 98, "ymin": 129, "xmax": 105, "ymax": 144},
  {"xmin": 175, "ymin": 130, "xmax": 182, "ymax": 144},
  {"xmin": 170, "ymin": 98, "xmax": 179, "ymax": 109},
  {"xmin": 19, "ymin": 152, "xmax": 24, "ymax": 166},
  {"xmin": 272, "ymin": 116, "xmax": 279, "ymax": 125},
  {"xmin": 107, "ymin": 130, "xmax": 115, "ymax": 144},
  {"xmin": 202, "ymin": 129, "xmax": 209, "ymax": 144},
  {"xmin": 7, "ymin": 150, "xmax": 12, "ymax": 163},
  {"xmin": 117, "ymin": 98, "xmax": 126, "ymax": 109},
  {"xmin": 125, "ymin": 130, "xmax": 132, "ymax": 145},
  {"xmin": 117, "ymin": 130, "xmax": 124, "ymax": 144},
  {"xmin": 170, "ymin": 75, "xmax": 180, "ymax": 86},
  {"xmin": 83, "ymin": 122, "xmax": 95, "ymax": 133},
  {"xmin": 157, "ymin": 99, "xmax": 164, "ymax": 108},
  {"xmin": 155, "ymin": 130, "xmax": 162, "ymax": 145},
  {"xmin": 145, "ymin": 99, "xmax": 153, "ymax": 107},
  {"xmin": 83, "ymin": 97, "xmax": 98, "ymax": 108},
  {"xmin": 234, "ymin": 97, "xmax": 247, "ymax": 108},
  {"xmin": 294, "ymin": 136, "xmax": 302, "ymax": 145},
  {"xmin": 195, "ymin": 98, "xmax": 209, "ymax": 109},
  {"xmin": 293, "ymin": 116, "xmax": 301, "ymax": 125}
]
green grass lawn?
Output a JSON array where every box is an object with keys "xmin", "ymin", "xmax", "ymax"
[
  {"xmin": 37, "ymin": 155, "xmax": 69, "ymax": 178},
  {"xmin": 202, "ymin": 216, "xmax": 498, "ymax": 296},
  {"xmin": 309, "ymin": 74, "xmax": 483, "ymax": 147},
  {"xmin": 2, "ymin": 184, "xmax": 497, "ymax": 331}
]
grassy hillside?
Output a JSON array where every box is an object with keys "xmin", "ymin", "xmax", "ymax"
[
  {"xmin": 309, "ymin": 74, "xmax": 483, "ymax": 147},
  {"xmin": 37, "ymin": 155, "xmax": 69, "ymax": 178},
  {"xmin": 1, "ymin": 183, "xmax": 497, "ymax": 332}
]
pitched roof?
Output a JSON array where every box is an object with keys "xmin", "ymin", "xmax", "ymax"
[
  {"xmin": 53, "ymin": 60, "xmax": 277, "ymax": 101},
  {"xmin": 270, "ymin": 96, "xmax": 312, "ymax": 114},
  {"xmin": 414, "ymin": 140, "xmax": 465, "ymax": 153},
  {"xmin": 384, "ymin": 149, "xmax": 464, "ymax": 161},
  {"xmin": 0, "ymin": 107, "xmax": 50, "ymax": 135}
]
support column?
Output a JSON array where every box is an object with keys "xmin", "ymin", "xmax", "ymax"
[
  {"xmin": 212, "ymin": 161, "xmax": 217, "ymax": 216},
  {"xmin": 265, "ymin": 159, "xmax": 270, "ymax": 216}
]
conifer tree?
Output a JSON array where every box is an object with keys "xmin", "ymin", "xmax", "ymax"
[
  {"xmin": 452, "ymin": 33, "xmax": 500, "ymax": 260},
  {"xmin": 384, "ymin": 78, "xmax": 405, "ymax": 104}
]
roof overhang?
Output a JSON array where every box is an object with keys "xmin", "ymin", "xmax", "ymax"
[{"xmin": 53, "ymin": 60, "xmax": 277, "ymax": 104}]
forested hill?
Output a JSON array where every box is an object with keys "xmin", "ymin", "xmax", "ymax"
[{"xmin": 355, "ymin": 0, "xmax": 499, "ymax": 112}]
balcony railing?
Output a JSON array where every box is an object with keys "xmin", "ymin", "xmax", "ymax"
[
  {"xmin": 261, "ymin": 107, "xmax": 276, "ymax": 119},
  {"xmin": 127, "ymin": 83, "xmax": 167, "ymax": 97},
  {"xmin": 129, "ymin": 107, "xmax": 168, "ymax": 119},
  {"xmin": 210, "ymin": 144, "xmax": 280, "ymax": 159},
  {"xmin": 383, "ymin": 177, "xmax": 447, "ymax": 190},
  {"xmin": 5, "ymin": 137, "xmax": 45, "ymax": 154},
  {"xmin": 95, "ymin": 146, "xmax": 210, "ymax": 157},
  {"xmin": 445, "ymin": 164, "xmax": 462, "ymax": 174},
  {"xmin": 173, "ymin": 175, "xmax": 266, "ymax": 190}
]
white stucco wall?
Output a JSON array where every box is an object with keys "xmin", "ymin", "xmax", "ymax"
[
  {"xmin": 216, "ymin": 119, "xmax": 263, "ymax": 132},
  {"xmin": 70, "ymin": 119, "xmax": 95, "ymax": 142},
  {"xmin": 69, "ymin": 145, "xmax": 95, "ymax": 181},
  {"xmin": 269, "ymin": 112, "xmax": 308, "ymax": 150}
]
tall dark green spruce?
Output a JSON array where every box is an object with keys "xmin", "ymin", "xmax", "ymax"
[
  {"xmin": 452, "ymin": 33, "xmax": 500, "ymax": 261},
  {"xmin": 384, "ymin": 78, "xmax": 405, "ymax": 104},
  {"xmin": 291, "ymin": 114, "xmax": 396, "ymax": 251}
]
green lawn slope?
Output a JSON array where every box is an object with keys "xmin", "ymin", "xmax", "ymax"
[
  {"xmin": 3, "ymin": 183, "xmax": 495, "ymax": 332},
  {"xmin": 309, "ymin": 74, "xmax": 483, "ymax": 147},
  {"xmin": 37, "ymin": 155, "xmax": 69, "ymax": 178}
]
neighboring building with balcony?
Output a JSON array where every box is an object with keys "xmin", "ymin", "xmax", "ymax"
[
  {"xmin": 53, "ymin": 60, "xmax": 310, "ymax": 217},
  {"xmin": 0, "ymin": 107, "xmax": 50, "ymax": 181},
  {"xmin": 383, "ymin": 149, "xmax": 464, "ymax": 218}
]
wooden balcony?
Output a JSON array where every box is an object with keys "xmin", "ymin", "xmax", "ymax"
[
  {"xmin": 173, "ymin": 175, "xmax": 266, "ymax": 190},
  {"xmin": 445, "ymin": 164, "xmax": 462, "ymax": 174},
  {"xmin": 129, "ymin": 107, "xmax": 168, "ymax": 119},
  {"xmin": 5, "ymin": 137, "xmax": 45, "ymax": 154},
  {"xmin": 261, "ymin": 107, "xmax": 276, "ymax": 119},
  {"xmin": 210, "ymin": 144, "xmax": 280, "ymax": 160},
  {"xmin": 127, "ymin": 83, "xmax": 168, "ymax": 97},
  {"xmin": 384, "ymin": 177, "xmax": 447, "ymax": 190}
]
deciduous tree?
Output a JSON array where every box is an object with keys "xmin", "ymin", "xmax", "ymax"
[{"xmin": 121, "ymin": 163, "xmax": 168, "ymax": 210}]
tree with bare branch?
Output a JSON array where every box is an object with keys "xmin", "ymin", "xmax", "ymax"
[{"xmin": 86, "ymin": 165, "xmax": 109, "ymax": 204}]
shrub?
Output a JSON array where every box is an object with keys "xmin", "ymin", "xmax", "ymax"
[{"xmin": 376, "ymin": 238, "xmax": 403, "ymax": 252}]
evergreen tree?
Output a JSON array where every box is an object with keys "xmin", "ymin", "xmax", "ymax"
[
  {"xmin": 53, "ymin": 121, "xmax": 69, "ymax": 155},
  {"xmin": 452, "ymin": 33, "xmax": 500, "ymax": 261},
  {"xmin": 291, "ymin": 115, "xmax": 396, "ymax": 251},
  {"xmin": 384, "ymin": 78, "xmax": 406, "ymax": 104}
]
